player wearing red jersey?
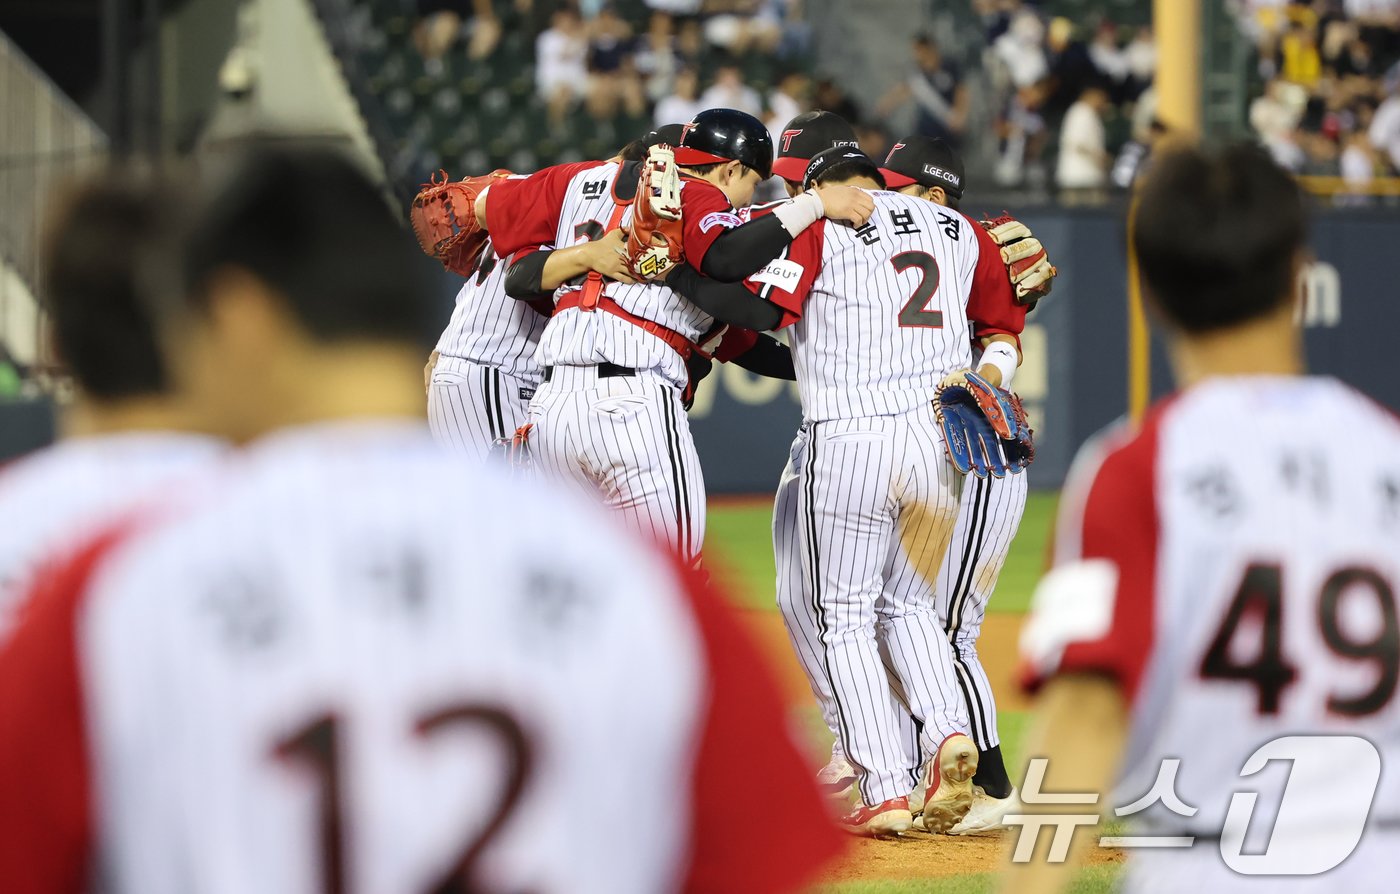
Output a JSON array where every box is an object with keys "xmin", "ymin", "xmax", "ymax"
[
  {"xmin": 1007, "ymin": 143, "xmax": 1400, "ymax": 893},
  {"xmin": 0, "ymin": 148, "xmax": 844, "ymax": 894},
  {"xmin": 476, "ymin": 109, "xmax": 869, "ymax": 562}
]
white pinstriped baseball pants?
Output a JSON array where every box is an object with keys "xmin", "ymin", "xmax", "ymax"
[
  {"xmin": 795, "ymin": 404, "xmax": 972, "ymax": 806},
  {"xmin": 427, "ymin": 355, "xmax": 535, "ymax": 461},
  {"xmin": 776, "ymin": 427, "xmax": 1029, "ymax": 775},
  {"xmin": 527, "ymin": 366, "xmax": 705, "ymax": 564}
]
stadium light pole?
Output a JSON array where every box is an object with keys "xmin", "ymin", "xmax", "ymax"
[{"xmin": 1128, "ymin": 0, "xmax": 1202, "ymax": 422}]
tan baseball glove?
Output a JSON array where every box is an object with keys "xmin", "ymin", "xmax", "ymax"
[
  {"xmin": 625, "ymin": 145, "xmax": 684, "ymax": 281},
  {"xmin": 981, "ymin": 214, "xmax": 1057, "ymax": 306},
  {"xmin": 410, "ymin": 168, "xmax": 510, "ymax": 276}
]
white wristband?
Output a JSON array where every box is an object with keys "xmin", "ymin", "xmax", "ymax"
[
  {"xmin": 772, "ymin": 190, "xmax": 824, "ymax": 237},
  {"xmin": 979, "ymin": 341, "xmax": 1020, "ymax": 389}
]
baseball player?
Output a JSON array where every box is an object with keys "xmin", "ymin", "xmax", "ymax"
[
  {"xmin": 762, "ymin": 116, "xmax": 1050, "ymax": 832},
  {"xmin": 423, "ymin": 140, "xmax": 660, "ymax": 459},
  {"xmin": 680, "ymin": 145, "xmax": 1032, "ymax": 836},
  {"xmin": 479, "ymin": 108, "xmax": 871, "ymax": 562},
  {"xmin": 0, "ymin": 178, "xmax": 223, "ymax": 642},
  {"xmin": 1010, "ymin": 143, "xmax": 1400, "ymax": 893},
  {"xmin": 0, "ymin": 147, "xmax": 844, "ymax": 894}
]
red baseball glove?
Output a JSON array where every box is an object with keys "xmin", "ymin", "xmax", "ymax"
[
  {"xmin": 410, "ymin": 169, "xmax": 510, "ymax": 276},
  {"xmin": 625, "ymin": 145, "xmax": 684, "ymax": 281},
  {"xmin": 980, "ymin": 214, "xmax": 1057, "ymax": 306}
]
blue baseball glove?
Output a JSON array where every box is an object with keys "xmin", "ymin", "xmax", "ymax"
[{"xmin": 934, "ymin": 370, "xmax": 1035, "ymax": 478}]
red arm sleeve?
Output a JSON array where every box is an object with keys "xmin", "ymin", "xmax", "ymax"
[
  {"xmin": 0, "ymin": 526, "xmax": 135, "ymax": 894},
  {"xmin": 484, "ymin": 162, "xmax": 602, "ymax": 257},
  {"xmin": 741, "ymin": 220, "xmax": 825, "ymax": 329},
  {"xmin": 1019, "ymin": 406, "xmax": 1171, "ymax": 705},
  {"xmin": 965, "ymin": 216, "xmax": 1027, "ymax": 345},
  {"xmin": 678, "ymin": 178, "xmax": 745, "ymax": 271},
  {"xmin": 677, "ymin": 561, "xmax": 846, "ymax": 893}
]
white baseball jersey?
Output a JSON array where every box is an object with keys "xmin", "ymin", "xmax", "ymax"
[
  {"xmin": 486, "ymin": 160, "xmax": 742, "ymax": 389},
  {"xmin": 746, "ymin": 191, "xmax": 1023, "ymax": 421},
  {"xmin": 0, "ymin": 431, "xmax": 224, "ymax": 641},
  {"xmin": 433, "ymin": 240, "xmax": 548, "ymax": 387},
  {"xmin": 0, "ymin": 421, "xmax": 841, "ymax": 894},
  {"xmin": 1023, "ymin": 376, "xmax": 1400, "ymax": 891}
]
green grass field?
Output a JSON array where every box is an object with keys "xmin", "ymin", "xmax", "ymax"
[
  {"xmin": 705, "ymin": 492, "xmax": 1122, "ymax": 894},
  {"xmin": 705, "ymin": 491, "xmax": 1060, "ymax": 615}
]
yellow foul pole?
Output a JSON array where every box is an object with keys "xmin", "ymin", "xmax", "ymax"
[{"xmin": 1129, "ymin": 0, "xmax": 1201, "ymax": 421}]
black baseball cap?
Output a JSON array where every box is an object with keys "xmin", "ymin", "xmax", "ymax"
[
  {"xmin": 644, "ymin": 123, "xmax": 686, "ymax": 148},
  {"xmin": 772, "ymin": 111, "xmax": 859, "ymax": 182},
  {"xmin": 880, "ymin": 136, "xmax": 965, "ymax": 198},
  {"xmin": 801, "ymin": 146, "xmax": 886, "ymax": 191}
]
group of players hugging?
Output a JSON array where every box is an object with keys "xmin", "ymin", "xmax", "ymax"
[{"xmin": 413, "ymin": 106, "xmax": 1056, "ymax": 838}]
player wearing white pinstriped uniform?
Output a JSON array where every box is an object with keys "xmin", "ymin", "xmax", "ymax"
[
  {"xmin": 768, "ymin": 132, "xmax": 1036, "ymax": 832},
  {"xmin": 751, "ymin": 149, "xmax": 1028, "ymax": 835},
  {"xmin": 426, "ymin": 239, "xmax": 548, "ymax": 458},
  {"xmin": 485, "ymin": 160, "xmax": 718, "ymax": 559},
  {"xmin": 481, "ymin": 117, "xmax": 860, "ymax": 563}
]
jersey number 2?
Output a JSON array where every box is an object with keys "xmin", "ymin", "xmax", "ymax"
[
  {"xmin": 1199, "ymin": 563, "xmax": 1399, "ymax": 716},
  {"xmin": 891, "ymin": 251, "xmax": 943, "ymax": 328},
  {"xmin": 275, "ymin": 704, "xmax": 533, "ymax": 894}
]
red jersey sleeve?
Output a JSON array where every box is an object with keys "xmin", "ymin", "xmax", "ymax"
[
  {"xmin": 1019, "ymin": 404, "xmax": 1172, "ymax": 705},
  {"xmin": 0, "ymin": 525, "xmax": 138, "ymax": 894},
  {"xmin": 741, "ymin": 220, "xmax": 825, "ymax": 329},
  {"xmin": 965, "ymin": 215, "xmax": 1027, "ymax": 345},
  {"xmin": 678, "ymin": 178, "xmax": 745, "ymax": 271},
  {"xmin": 675, "ymin": 560, "xmax": 846, "ymax": 893},
  {"xmin": 485, "ymin": 162, "xmax": 603, "ymax": 257}
]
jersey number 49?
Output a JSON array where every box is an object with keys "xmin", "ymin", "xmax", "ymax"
[{"xmin": 1199, "ymin": 563, "xmax": 1399, "ymax": 717}]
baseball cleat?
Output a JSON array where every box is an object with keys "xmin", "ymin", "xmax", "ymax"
[
  {"xmin": 948, "ymin": 786, "xmax": 1020, "ymax": 835},
  {"xmin": 917, "ymin": 734, "xmax": 979, "ymax": 833},
  {"xmin": 838, "ymin": 797, "xmax": 913, "ymax": 838},
  {"xmin": 817, "ymin": 755, "xmax": 857, "ymax": 796}
]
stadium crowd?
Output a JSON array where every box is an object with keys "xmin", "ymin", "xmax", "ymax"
[{"xmin": 1240, "ymin": 0, "xmax": 1400, "ymax": 189}]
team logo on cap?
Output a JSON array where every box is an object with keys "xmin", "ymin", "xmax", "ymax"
[
  {"xmin": 681, "ymin": 120, "xmax": 697, "ymax": 144},
  {"xmin": 887, "ymin": 142, "xmax": 906, "ymax": 162},
  {"xmin": 780, "ymin": 129, "xmax": 804, "ymax": 152}
]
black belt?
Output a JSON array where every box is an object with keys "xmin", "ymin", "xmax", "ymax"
[{"xmin": 543, "ymin": 363, "xmax": 637, "ymax": 382}]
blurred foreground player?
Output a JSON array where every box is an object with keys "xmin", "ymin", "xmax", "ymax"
[
  {"xmin": 0, "ymin": 148, "xmax": 842, "ymax": 894},
  {"xmin": 0, "ymin": 179, "xmax": 223, "ymax": 640},
  {"xmin": 1008, "ymin": 143, "xmax": 1400, "ymax": 893}
]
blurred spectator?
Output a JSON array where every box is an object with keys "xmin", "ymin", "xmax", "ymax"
[
  {"xmin": 537, "ymin": 7, "xmax": 590, "ymax": 127},
  {"xmin": 1088, "ymin": 21, "xmax": 1129, "ymax": 87},
  {"xmin": 813, "ymin": 78, "xmax": 861, "ymax": 125},
  {"xmin": 655, "ymin": 67, "xmax": 705, "ymax": 126},
  {"xmin": 766, "ymin": 71, "xmax": 811, "ymax": 146},
  {"xmin": 1340, "ymin": 130, "xmax": 1379, "ymax": 202},
  {"xmin": 1370, "ymin": 88, "xmax": 1400, "ymax": 170},
  {"xmin": 1280, "ymin": 21, "xmax": 1323, "ymax": 87},
  {"xmin": 1251, "ymin": 78, "xmax": 1305, "ymax": 148},
  {"xmin": 414, "ymin": 0, "xmax": 501, "ymax": 64},
  {"xmin": 698, "ymin": 62, "xmax": 763, "ymax": 116},
  {"xmin": 1056, "ymin": 82, "xmax": 1112, "ymax": 193},
  {"xmin": 993, "ymin": 10, "xmax": 1049, "ymax": 89},
  {"xmin": 1044, "ymin": 17, "xmax": 1099, "ymax": 119},
  {"xmin": 635, "ymin": 11, "xmax": 681, "ymax": 103},
  {"xmin": 994, "ymin": 79, "xmax": 1050, "ymax": 187},
  {"xmin": 586, "ymin": 5, "xmax": 645, "ymax": 120},
  {"xmin": 1124, "ymin": 25, "xmax": 1157, "ymax": 96},
  {"xmin": 875, "ymin": 34, "xmax": 969, "ymax": 146},
  {"xmin": 702, "ymin": 0, "xmax": 783, "ymax": 57},
  {"xmin": 1111, "ymin": 117, "xmax": 1167, "ymax": 189},
  {"xmin": 676, "ymin": 17, "xmax": 706, "ymax": 67}
]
